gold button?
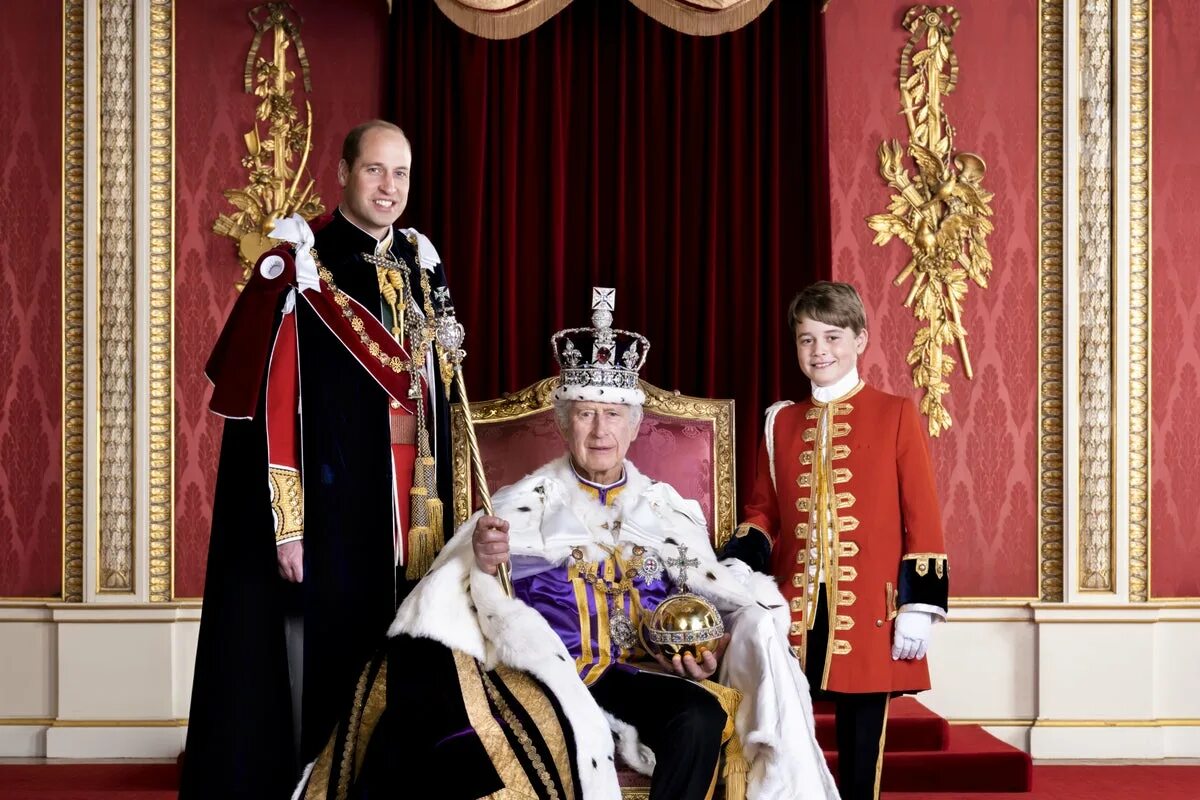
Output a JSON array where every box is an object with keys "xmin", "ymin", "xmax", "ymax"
[
  {"xmin": 390, "ymin": 400, "xmax": 401, "ymax": 409},
  {"xmin": 875, "ymin": 619, "xmax": 883, "ymax": 627}
]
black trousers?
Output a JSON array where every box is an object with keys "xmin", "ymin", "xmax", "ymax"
[
  {"xmin": 589, "ymin": 666, "xmax": 726, "ymax": 800},
  {"xmin": 806, "ymin": 586, "xmax": 890, "ymax": 800}
]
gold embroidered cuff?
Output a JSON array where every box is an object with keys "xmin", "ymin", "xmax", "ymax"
[
  {"xmin": 903, "ymin": 553, "xmax": 949, "ymax": 578},
  {"xmin": 269, "ymin": 466, "xmax": 304, "ymax": 544}
]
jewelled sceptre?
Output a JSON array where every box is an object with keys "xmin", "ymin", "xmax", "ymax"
[{"xmin": 431, "ymin": 290, "xmax": 515, "ymax": 598}]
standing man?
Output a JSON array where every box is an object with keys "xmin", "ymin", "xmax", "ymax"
[{"xmin": 181, "ymin": 120, "xmax": 457, "ymax": 799}]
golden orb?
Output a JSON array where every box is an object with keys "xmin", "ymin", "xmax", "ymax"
[{"xmin": 646, "ymin": 592, "xmax": 725, "ymax": 659}]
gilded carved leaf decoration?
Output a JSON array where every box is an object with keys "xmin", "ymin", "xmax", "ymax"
[
  {"xmin": 213, "ymin": 2, "xmax": 325, "ymax": 290},
  {"xmin": 865, "ymin": 5, "xmax": 995, "ymax": 436}
]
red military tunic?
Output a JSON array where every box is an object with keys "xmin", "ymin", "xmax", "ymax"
[{"xmin": 739, "ymin": 382, "xmax": 948, "ymax": 694}]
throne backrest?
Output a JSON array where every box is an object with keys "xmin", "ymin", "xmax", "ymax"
[{"xmin": 450, "ymin": 378, "xmax": 736, "ymax": 548}]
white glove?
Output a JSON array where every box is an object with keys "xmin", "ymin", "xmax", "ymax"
[
  {"xmin": 721, "ymin": 558, "xmax": 754, "ymax": 587},
  {"xmin": 892, "ymin": 610, "xmax": 933, "ymax": 661}
]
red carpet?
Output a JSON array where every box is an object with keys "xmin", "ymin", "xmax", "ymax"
[
  {"xmin": 816, "ymin": 697, "xmax": 1034, "ymax": 793},
  {"xmin": 1, "ymin": 762, "xmax": 1198, "ymax": 798},
  {"xmin": 883, "ymin": 765, "xmax": 1200, "ymax": 799},
  {"xmin": 1, "ymin": 713, "xmax": 1195, "ymax": 800}
]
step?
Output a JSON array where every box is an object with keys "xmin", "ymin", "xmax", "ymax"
[
  {"xmin": 0, "ymin": 763, "xmax": 179, "ymax": 791},
  {"xmin": 825, "ymin": 725, "xmax": 1034, "ymax": 793},
  {"xmin": 814, "ymin": 696, "xmax": 950, "ymax": 752}
]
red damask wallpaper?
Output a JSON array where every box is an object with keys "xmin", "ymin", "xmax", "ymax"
[
  {"xmin": 826, "ymin": 1, "xmax": 1040, "ymax": 597},
  {"xmin": 1150, "ymin": 0, "xmax": 1200, "ymax": 598},
  {"xmin": 0, "ymin": 5, "xmax": 64, "ymax": 597},
  {"xmin": 174, "ymin": 0, "xmax": 388, "ymax": 597}
]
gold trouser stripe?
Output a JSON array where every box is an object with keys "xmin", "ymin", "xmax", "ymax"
[
  {"xmin": 873, "ymin": 699, "xmax": 891, "ymax": 800},
  {"xmin": 453, "ymin": 650, "xmax": 539, "ymax": 798}
]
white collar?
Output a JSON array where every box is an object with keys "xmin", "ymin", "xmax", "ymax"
[{"xmin": 811, "ymin": 368, "xmax": 860, "ymax": 404}]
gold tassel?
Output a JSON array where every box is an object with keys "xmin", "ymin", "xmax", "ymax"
[
  {"xmin": 406, "ymin": 456, "xmax": 441, "ymax": 580},
  {"xmin": 405, "ymin": 525, "xmax": 435, "ymax": 580},
  {"xmin": 721, "ymin": 731, "xmax": 749, "ymax": 800},
  {"xmin": 426, "ymin": 496, "xmax": 445, "ymax": 553}
]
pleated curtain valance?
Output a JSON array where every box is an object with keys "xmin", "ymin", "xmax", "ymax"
[{"xmin": 432, "ymin": 0, "xmax": 778, "ymax": 38}]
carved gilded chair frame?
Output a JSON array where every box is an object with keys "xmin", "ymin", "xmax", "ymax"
[{"xmin": 450, "ymin": 378, "xmax": 737, "ymax": 549}]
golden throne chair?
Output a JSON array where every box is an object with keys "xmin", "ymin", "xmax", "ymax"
[{"xmin": 450, "ymin": 377, "xmax": 737, "ymax": 800}]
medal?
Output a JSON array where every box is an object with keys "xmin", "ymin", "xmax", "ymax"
[
  {"xmin": 609, "ymin": 607, "xmax": 638, "ymax": 650},
  {"xmin": 637, "ymin": 550, "xmax": 664, "ymax": 586}
]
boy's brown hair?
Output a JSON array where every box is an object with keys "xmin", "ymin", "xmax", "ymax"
[{"xmin": 787, "ymin": 281, "xmax": 868, "ymax": 335}]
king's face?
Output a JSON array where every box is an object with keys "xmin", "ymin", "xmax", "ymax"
[
  {"xmin": 337, "ymin": 127, "xmax": 412, "ymax": 239},
  {"xmin": 794, "ymin": 316, "xmax": 868, "ymax": 388},
  {"xmin": 561, "ymin": 401, "xmax": 639, "ymax": 485}
]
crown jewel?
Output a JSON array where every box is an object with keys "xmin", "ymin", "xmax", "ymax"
[{"xmin": 551, "ymin": 288, "xmax": 649, "ymax": 405}]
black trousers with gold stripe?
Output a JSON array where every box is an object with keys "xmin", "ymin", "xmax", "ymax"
[
  {"xmin": 590, "ymin": 666, "xmax": 727, "ymax": 800},
  {"xmin": 806, "ymin": 587, "xmax": 890, "ymax": 800}
]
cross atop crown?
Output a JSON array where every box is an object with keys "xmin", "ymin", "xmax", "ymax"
[{"xmin": 550, "ymin": 287, "xmax": 649, "ymax": 406}]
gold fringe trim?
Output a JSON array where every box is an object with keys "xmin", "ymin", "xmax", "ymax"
[
  {"xmin": 433, "ymin": 0, "xmax": 574, "ymax": 40},
  {"xmin": 434, "ymin": 0, "xmax": 774, "ymax": 40},
  {"xmin": 626, "ymin": 0, "xmax": 773, "ymax": 36},
  {"xmin": 698, "ymin": 679, "xmax": 747, "ymax": 800}
]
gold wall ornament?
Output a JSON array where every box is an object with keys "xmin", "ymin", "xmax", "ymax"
[
  {"xmin": 99, "ymin": 0, "xmax": 136, "ymax": 593},
  {"xmin": 1128, "ymin": 0, "xmax": 1149, "ymax": 601},
  {"xmin": 1038, "ymin": 0, "xmax": 1065, "ymax": 603},
  {"xmin": 148, "ymin": 0, "xmax": 174, "ymax": 602},
  {"xmin": 865, "ymin": 5, "xmax": 994, "ymax": 437},
  {"xmin": 213, "ymin": 2, "xmax": 324, "ymax": 289},
  {"xmin": 63, "ymin": 0, "xmax": 86, "ymax": 602}
]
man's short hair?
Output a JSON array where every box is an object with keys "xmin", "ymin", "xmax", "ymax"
[
  {"xmin": 341, "ymin": 120, "xmax": 409, "ymax": 167},
  {"xmin": 787, "ymin": 281, "xmax": 868, "ymax": 335}
]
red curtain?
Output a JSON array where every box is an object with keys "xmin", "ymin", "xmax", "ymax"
[{"xmin": 390, "ymin": 0, "xmax": 829, "ymax": 503}]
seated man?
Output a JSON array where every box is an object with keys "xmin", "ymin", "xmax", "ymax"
[{"xmin": 298, "ymin": 291, "xmax": 836, "ymax": 800}]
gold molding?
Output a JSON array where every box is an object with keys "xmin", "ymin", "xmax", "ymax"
[
  {"xmin": 147, "ymin": 0, "xmax": 174, "ymax": 602},
  {"xmin": 1035, "ymin": 718, "xmax": 1200, "ymax": 728},
  {"xmin": 1077, "ymin": 0, "xmax": 1115, "ymax": 593},
  {"xmin": 950, "ymin": 718, "xmax": 1200, "ymax": 727},
  {"xmin": 0, "ymin": 718, "xmax": 189, "ymax": 727},
  {"xmin": 1128, "ymin": 0, "xmax": 1150, "ymax": 602},
  {"xmin": 52, "ymin": 718, "xmax": 188, "ymax": 728},
  {"xmin": 62, "ymin": 0, "xmax": 86, "ymax": 603},
  {"xmin": 98, "ymin": 0, "xmax": 136, "ymax": 594},
  {"xmin": 1038, "ymin": 0, "xmax": 1065, "ymax": 602},
  {"xmin": 451, "ymin": 378, "xmax": 736, "ymax": 548}
]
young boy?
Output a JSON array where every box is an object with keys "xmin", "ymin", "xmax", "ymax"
[{"xmin": 722, "ymin": 281, "xmax": 949, "ymax": 800}]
